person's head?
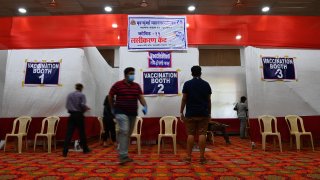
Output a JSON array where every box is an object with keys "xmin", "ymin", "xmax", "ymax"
[
  {"xmin": 75, "ymin": 83, "xmax": 83, "ymax": 91},
  {"xmin": 191, "ymin": 65, "xmax": 201, "ymax": 77},
  {"xmin": 124, "ymin": 67, "xmax": 135, "ymax": 82},
  {"xmin": 240, "ymin": 96, "xmax": 247, "ymax": 103}
]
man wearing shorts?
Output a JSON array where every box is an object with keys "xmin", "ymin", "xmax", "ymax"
[{"xmin": 180, "ymin": 65, "xmax": 212, "ymax": 164}]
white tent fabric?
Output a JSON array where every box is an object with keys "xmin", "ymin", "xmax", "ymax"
[
  {"xmin": 244, "ymin": 46, "xmax": 320, "ymax": 118},
  {"xmin": 0, "ymin": 50, "xmax": 8, "ymax": 114},
  {"xmin": 0, "ymin": 48, "xmax": 114, "ymax": 118}
]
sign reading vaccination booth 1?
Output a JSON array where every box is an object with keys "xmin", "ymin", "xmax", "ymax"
[
  {"xmin": 143, "ymin": 71, "xmax": 178, "ymax": 95},
  {"xmin": 128, "ymin": 15, "xmax": 187, "ymax": 51},
  {"xmin": 261, "ymin": 57, "xmax": 296, "ymax": 80},
  {"xmin": 24, "ymin": 62, "xmax": 60, "ymax": 85}
]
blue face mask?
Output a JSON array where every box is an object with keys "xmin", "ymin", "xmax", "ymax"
[{"xmin": 128, "ymin": 74, "xmax": 135, "ymax": 82}]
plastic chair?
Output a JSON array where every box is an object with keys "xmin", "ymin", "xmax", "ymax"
[
  {"xmin": 258, "ymin": 115, "xmax": 282, "ymax": 152},
  {"xmin": 130, "ymin": 117, "xmax": 143, "ymax": 154},
  {"xmin": 4, "ymin": 116, "xmax": 32, "ymax": 153},
  {"xmin": 158, "ymin": 116, "xmax": 178, "ymax": 155},
  {"xmin": 285, "ymin": 115, "xmax": 314, "ymax": 151},
  {"xmin": 34, "ymin": 116, "xmax": 60, "ymax": 153},
  {"xmin": 97, "ymin": 117, "xmax": 105, "ymax": 143}
]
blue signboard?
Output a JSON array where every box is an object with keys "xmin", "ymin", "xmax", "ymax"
[
  {"xmin": 25, "ymin": 62, "xmax": 60, "ymax": 85},
  {"xmin": 143, "ymin": 71, "xmax": 178, "ymax": 95},
  {"xmin": 148, "ymin": 51, "xmax": 172, "ymax": 68},
  {"xmin": 262, "ymin": 57, "xmax": 296, "ymax": 80}
]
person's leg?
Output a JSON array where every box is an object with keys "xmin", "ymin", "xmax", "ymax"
[
  {"xmin": 198, "ymin": 117, "xmax": 209, "ymax": 164},
  {"xmin": 107, "ymin": 117, "xmax": 117, "ymax": 143},
  {"xmin": 115, "ymin": 114, "xmax": 132, "ymax": 163},
  {"xmin": 184, "ymin": 118, "xmax": 196, "ymax": 162},
  {"xmin": 63, "ymin": 115, "xmax": 76, "ymax": 156},
  {"xmin": 102, "ymin": 117, "xmax": 109, "ymax": 144},
  {"xmin": 239, "ymin": 118, "xmax": 247, "ymax": 139},
  {"xmin": 77, "ymin": 113, "xmax": 90, "ymax": 152}
]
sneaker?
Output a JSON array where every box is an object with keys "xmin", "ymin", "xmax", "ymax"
[
  {"xmin": 119, "ymin": 157, "xmax": 133, "ymax": 165},
  {"xmin": 199, "ymin": 157, "xmax": 207, "ymax": 165}
]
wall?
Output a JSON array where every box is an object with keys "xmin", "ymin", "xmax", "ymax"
[
  {"xmin": 84, "ymin": 47, "xmax": 117, "ymax": 117},
  {"xmin": 0, "ymin": 50, "xmax": 8, "ymax": 116},
  {"xmin": 118, "ymin": 47, "xmax": 198, "ymax": 117},
  {"xmin": 117, "ymin": 47, "xmax": 247, "ymax": 118},
  {"xmin": 245, "ymin": 46, "xmax": 320, "ymax": 118},
  {"xmin": 0, "ymin": 48, "xmax": 96, "ymax": 117}
]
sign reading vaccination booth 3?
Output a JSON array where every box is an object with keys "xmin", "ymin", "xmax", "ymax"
[
  {"xmin": 24, "ymin": 62, "xmax": 60, "ymax": 85},
  {"xmin": 143, "ymin": 71, "xmax": 178, "ymax": 95},
  {"xmin": 128, "ymin": 15, "xmax": 188, "ymax": 51},
  {"xmin": 261, "ymin": 57, "xmax": 296, "ymax": 81}
]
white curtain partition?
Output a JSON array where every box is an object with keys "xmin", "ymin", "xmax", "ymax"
[
  {"xmin": 0, "ymin": 50, "xmax": 8, "ymax": 115},
  {"xmin": 244, "ymin": 46, "xmax": 320, "ymax": 118},
  {"xmin": 3, "ymin": 46, "xmax": 319, "ymax": 119}
]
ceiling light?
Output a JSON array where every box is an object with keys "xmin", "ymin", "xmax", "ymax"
[
  {"xmin": 112, "ymin": 23, "xmax": 118, "ymax": 28},
  {"xmin": 262, "ymin": 6, "xmax": 270, "ymax": 12},
  {"xmin": 104, "ymin": 6, "xmax": 112, "ymax": 12},
  {"xmin": 186, "ymin": 23, "xmax": 190, "ymax": 28},
  {"xmin": 235, "ymin": 35, "xmax": 242, "ymax": 40},
  {"xmin": 117, "ymin": 36, "xmax": 120, "ymax": 40},
  {"xmin": 188, "ymin": 5, "xmax": 196, "ymax": 12},
  {"xmin": 140, "ymin": 0, "xmax": 148, "ymax": 7},
  {"xmin": 18, "ymin": 8, "xmax": 27, "ymax": 14}
]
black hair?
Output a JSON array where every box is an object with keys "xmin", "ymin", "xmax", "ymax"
[
  {"xmin": 240, "ymin": 96, "xmax": 247, "ymax": 103},
  {"xmin": 75, "ymin": 83, "xmax": 83, "ymax": 91},
  {"xmin": 191, "ymin": 65, "xmax": 201, "ymax": 77},
  {"xmin": 124, "ymin": 67, "xmax": 135, "ymax": 76}
]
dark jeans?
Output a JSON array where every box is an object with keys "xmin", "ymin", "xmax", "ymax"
[
  {"xmin": 102, "ymin": 115, "xmax": 116, "ymax": 142},
  {"xmin": 208, "ymin": 123, "xmax": 230, "ymax": 143},
  {"xmin": 63, "ymin": 112, "xmax": 89, "ymax": 153}
]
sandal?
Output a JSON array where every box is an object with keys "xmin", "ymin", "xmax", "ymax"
[{"xmin": 199, "ymin": 157, "xmax": 207, "ymax": 165}]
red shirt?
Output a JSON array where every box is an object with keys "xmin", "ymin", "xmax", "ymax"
[{"xmin": 109, "ymin": 80, "xmax": 142, "ymax": 116}]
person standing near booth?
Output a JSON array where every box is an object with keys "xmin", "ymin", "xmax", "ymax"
[
  {"xmin": 234, "ymin": 96, "xmax": 248, "ymax": 139},
  {"xmin": 63, "ymin": 83, "xmax": 91, "ymax": 157},
  {"xmin": 180, "ymin": 65, "xmax": 212, "ymax": 164},
  {"xmin": 109, "ymin": 67, "xmax": 148, "ymax": 165}
]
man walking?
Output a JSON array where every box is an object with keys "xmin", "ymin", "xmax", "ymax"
[
  {"xmin": 180, "ymin": 66, "xmax": 212, "ymax": 164},
  {"xmin": 63, "ymin": 83, "xmax": 91, "ymax": 157},
  {"xmin": 109, "ymin": 67, "xmax": 147, "ymax": 165}
]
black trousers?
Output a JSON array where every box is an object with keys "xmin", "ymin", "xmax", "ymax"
[
  {"xmin": 102, "ymin": 115, "xmax": 116, "ymax": 142},
  {"xmin": 63, "ymin": 112, "xmax": 89, "ymax": 153}
]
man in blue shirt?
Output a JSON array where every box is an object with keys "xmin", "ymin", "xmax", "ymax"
[
  {"xmin": 63, "ymin": 83, "xmax": 91, "ymax": 157},
  {"xmin": 180, "ymin": 66, "xmax": 212, "ymax": 164}
]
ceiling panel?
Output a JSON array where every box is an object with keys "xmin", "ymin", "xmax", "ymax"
[{"xmin": 0, "ymin": 0, "xmax": 319, "ymax": 17}]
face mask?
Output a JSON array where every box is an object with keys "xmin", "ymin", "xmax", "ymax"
[{"xmin": 128, "ymin": 74, "xmax": 135, "ymax": 82}]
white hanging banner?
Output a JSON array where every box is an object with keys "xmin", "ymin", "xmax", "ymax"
[{"xmin": 128, "ymin": 15, "xmax": 188, "ymax": 51}]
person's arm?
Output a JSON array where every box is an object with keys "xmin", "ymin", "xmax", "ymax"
[
  {"xmin": 138, "ymin": 94, "xmax": 147, "ymax": 107},
  {"xmin": 108, "ymin": 95, "xmax": 114, "ymax": 110},
  {"xmin": 81, "ymin": 94, "xmax": 90, "ymax": 111},
  {"xmin": 208, "ymin": 94, "xmax": 211, "ymax": 117},
  {"xmin": 180, "ymin": 93, "xmax": 187, "ymax": 121}
]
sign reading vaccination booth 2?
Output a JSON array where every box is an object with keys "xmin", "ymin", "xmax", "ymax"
[
  {"xmin": 25, "ymin": 62, "xmax": 60, "ymax": 85},
  {"xmin": 128, "ymin": 15, "xmax": 187, "ymax": 51},
  {"xmin": 261, "ymin": 57, "xmax": 296, "ymax": 80},
  {"xmin": 143, "ymin": 71, "xmax": 178, "ymax": 95}
]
